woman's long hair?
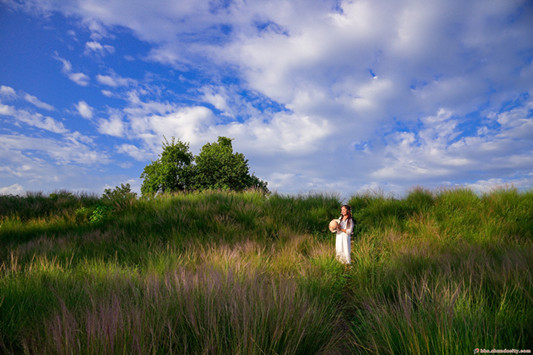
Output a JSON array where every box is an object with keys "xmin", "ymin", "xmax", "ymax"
[{"xmin": 340, "ymin": 204, "xmax": 352, "ymax": 230}]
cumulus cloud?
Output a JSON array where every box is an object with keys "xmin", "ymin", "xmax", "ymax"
[
  {"xmin": 4, "ymin": 0, "xmax": 533, "ymax": 195},
  {"xmin": 125, "ymin": 104, "xmax": 216, "ymax": 150},
  {"xmin": 76, "ymin": 101, "xmax": 94, "ymax": 119},
  {"xmin": 370, "ymin": 101, "xmax": 533, "ymax": 187},
  {"xmin": 98, "ymin": 113, "xmax": 125, "ymax": 137},
  {"xmin": 216, "ymin": 112, "xmax": 334, "ymax": 155},
  {"xmin": 25, "ymin": 1, "xmax": 533, "ymax": 126},
  {"xmin": 105, "ymin": 90, "xmax": 334, "ymax": 158}
]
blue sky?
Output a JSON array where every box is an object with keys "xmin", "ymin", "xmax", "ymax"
[{"xmin": 1, "ymin": 0, "xmax": 532, "ymax": 198}]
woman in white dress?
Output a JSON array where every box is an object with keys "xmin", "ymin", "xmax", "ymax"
[{"xmin": 336, "ymin": 205, "xmax": 354, "ymax": 265}]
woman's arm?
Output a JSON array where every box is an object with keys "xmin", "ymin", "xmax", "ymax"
[
  {"xmin": 339, "ymin": 217, "xmax": 354, "ymax": 234},
  {"xmin": 345, "ymin": 218, "xmax": 354, "ymax": 235}
]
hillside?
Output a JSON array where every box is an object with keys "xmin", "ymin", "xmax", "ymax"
[{"xmin": 1, "ymin": 188, "xmax": 532, "ymax": 354}]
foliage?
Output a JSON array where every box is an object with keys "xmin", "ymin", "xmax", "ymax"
[
  {"xmin": 102, "ymin": 183, "xmax": 137, "ymax": 210},
  {"xmin": 74, "ymin": 205, "xmax": 114, "ymax": 225},
  {"xmin": 74, "ymin": 206, "xmax": 92, "ymax": 223},
  {"xmin": 88, "ymin": 205, "xmax": 113, "ymax": 224},
  {"xmin": 140, "ymin": 136, "xmax": 268, "ymax": 197},
  {"xmin": 191, "ymin": 136, "xmax": 268, "ymax": 193},
  {"xmin": 140, "ymin": 137, "xmax": 194, "ymax": 196}
]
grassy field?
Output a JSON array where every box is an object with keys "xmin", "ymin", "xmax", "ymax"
[{"xmin": 0, "ymin": 188, "xmax": 532, "ymax": 354}]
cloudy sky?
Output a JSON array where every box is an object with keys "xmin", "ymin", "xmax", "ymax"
[{"xmin": 1, "ymin": 0, "xmax": 532, "ymax": 198}]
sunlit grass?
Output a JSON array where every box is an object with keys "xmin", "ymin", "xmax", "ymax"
[
  {"xmin": 0, "ymin": 187, "xmax": 532, "ymax": 354},
  {"xmin": 346, "ymin": 187, "xmax": 533, "ymax": 353}
]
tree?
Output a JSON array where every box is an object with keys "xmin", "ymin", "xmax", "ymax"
[
  {"xmin": 140, "ymin": 136, "xmax": 268, "ymax": 196},
  {"xmin": 140, "ymin": 137, "xmax": 194, "ymax": 196},
  {"xmin": 192, "ymin": 136, "xmax": 268, "ymax": 193}
]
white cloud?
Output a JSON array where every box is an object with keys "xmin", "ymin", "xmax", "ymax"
[
  {"xmin": 0, "ymin": 183, "xmax": 25, "ymax": 196},
  {"xmin": 134, "ymin": 105, "xmax": 215, "ymax": 147},
  {"xmin": 116, "ymin": 91, "xmax": 335, "ymax": 157},
  {"xmin": 24, "ymin": 1, "xmax": 533, "ymax": 131},
  {"xmin": 0, "ymin": 134, "xmax": 115, "ymax": 194},
  {"xmin": 117, "ymin": 144, "xmax": 150, "ymax": 161},
  {"xmin": 84, "ymin": 40, "xmax": 115, "ymax": 55},
  {"xmin": 463, "ymin": 175, "xmax": 533, "ymax": 194},
  {"xmin": 68, "ymin": 72, "xmax": 90, "ymax": 86},
  {"xmin": 266, "ymin": 172, "xmax": 297, "ymax": 192},
  {"xmin": 200, "ymin": 86, "xmax": 230, "ymax": 114},
  {"xmin": 54, "ymin": 54, "xmax": 90, "ymax": 86},
  {"xmin": 0, "ymin": 134, "xmax": 109, "ymax": 166},
  {"xmin": 23, "ymin": 93, "xmax": 55, "ymax": 111},
  {"xmin": 5, "ymin": 0, "xmax": 533, "ymax": 195},
  {"xmin": 76, "ymin": 100, "xmax": 94, "ymax": 119},
  {"xmin": 1, "ymin": 87, "xmax": 55, "ymax": 112},
  {"xmin": 0, "ymin": 85, "xmax": 17, "ymax": 98},
  {"xmin": 32, "ymin": 114, "xmax": 68, "ymax": 134},
  {"xmin": 96, "ymin": 72, "xmax": 135, "ymax": 87},
  {"xmin": 0, "ymin": 104, "xmax": 68, "ymax": 134},
  {"xmin": 218, "ymin": 112, "xmax": 334, "ymax": 155},
  {"xmin": 98, "ymin": 114, "xmax": 125, "ymax": 137},
  {"xmin": 0, "ymin": 103, "xmax": 15, "ymax": 116},
  {"xmin": 370, "ymin": 102, "xmax": 533, "ymax": 185}
]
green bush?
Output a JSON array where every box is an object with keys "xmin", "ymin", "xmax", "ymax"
[
  {"xmin": 102, "ymin": 183, "xmax": 137, "ymax": 210},
  {"xmin": 89, "ymin": 205, "xmax": 113, "ymax": 224},
  {"xmin": 74, "ymin": 206, "xmax": 92, "ymax": 223}
]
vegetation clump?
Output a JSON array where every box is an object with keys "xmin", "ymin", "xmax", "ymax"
[
  {"xmin": 140, "ymin": 136, "xmax": 268, "ymax": 197},
  {"xmin": 0, "ymin": 187, "xmax": 531, "ymax": 354}
]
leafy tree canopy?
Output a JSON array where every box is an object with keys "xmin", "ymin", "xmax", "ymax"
[
  {"xmin": 140, "ymin": 136, "xmax": 268, "ymax": 196},
  {"xmin": 140, "ymin": 137, "xmax": 194, "ymax": 196}
]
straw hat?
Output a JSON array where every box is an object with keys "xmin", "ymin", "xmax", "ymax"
[{"xmin": 328, "ymin": 219, "xmax": 339, "ymax": 233}]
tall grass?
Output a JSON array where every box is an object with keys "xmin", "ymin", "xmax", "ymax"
[
  {"xmin": 12, "ymin": 266, "xmax": 344, "ymax": 354},
  {"xmin": 347, "ymin": 187, "xmax": 533, "ymax": 353},
  {"xmin": 0, "ymin": 187, "xmax": 532, "ymax": 354},
  {"xmin": 0, "ymin": 190, "xmax": 349, "ymax": 354}
]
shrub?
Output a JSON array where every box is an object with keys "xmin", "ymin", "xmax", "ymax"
[
  {"xmin": 89, "ymin": 205, "xmax": 113, "ymax": 225},
  {"xmin": 74, "ymin": 207, "xmax": 92, "ymax": 223},
  {"xmin": 102, "ymin": 183, "xmax": 137, "ymax": 210}
]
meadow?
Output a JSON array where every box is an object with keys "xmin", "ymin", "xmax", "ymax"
[{"xmin": 0, "ymin": 187, "xmax": 531, "ymax": 354}]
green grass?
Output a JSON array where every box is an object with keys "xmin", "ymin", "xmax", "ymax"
[{"xmin": 0, "ymin": 188, "xmax": 532, "ymax": 354}]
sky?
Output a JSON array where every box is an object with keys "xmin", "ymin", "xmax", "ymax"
[{"xmin": 1, "ymin": 0, "xmax": 532, "ymax": 199}]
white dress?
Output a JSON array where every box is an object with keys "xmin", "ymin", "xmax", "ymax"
[{"xmin": 336, "ymin": 217, "xmax": 353, "ymax": 264}]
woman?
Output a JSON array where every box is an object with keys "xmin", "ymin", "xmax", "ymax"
[{"xmin": 336, "ymin": 205, "xmax": 354, "ymax": 265}]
